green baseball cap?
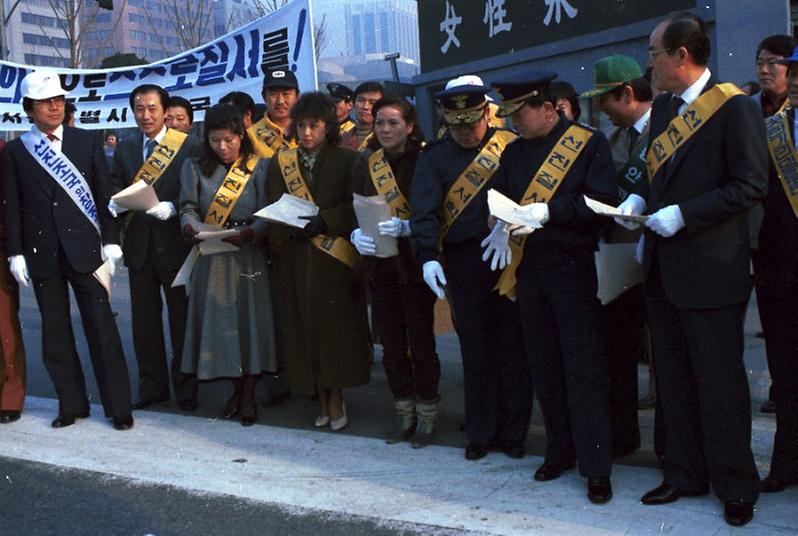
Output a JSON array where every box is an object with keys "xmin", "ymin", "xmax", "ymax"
[{"xmin": 580, "ymin": 55, "xmax": 643, "ymax": 98}]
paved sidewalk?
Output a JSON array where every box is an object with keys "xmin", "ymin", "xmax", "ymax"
[{"xmin": 1, "ymin": 396, "xmax": 796, "ymax": 535}]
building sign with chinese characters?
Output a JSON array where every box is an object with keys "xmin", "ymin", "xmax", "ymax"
[
  {"xmin": 420, "ymin": 0, "xmax": 697, "ymax": 73},
  {"xmin": 0, "ymin": 0, "xmax": 315, "ymax": 131}
]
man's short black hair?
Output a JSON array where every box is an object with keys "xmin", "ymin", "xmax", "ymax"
[
  {"xmin": 129, "ymin": 84, "xmax": 169, "ymax": 111},
  {"xmin": 662, "ymin": 12, "xmax": 711, "ymax": 66},
  {"xmin": 607, "ymin": 77, "xmax": 653, "ymax": 103},
  {"xmin": 219, "ymin": 91, "xmax": 257, "ymax": 118},
  {"xmin": 353, "ymin": 81, "xmax": 384, "ymax": 98},
  {"xmin": 756, "ymin": 34, "xmax": 797, "ymax": 59},
  {"xmin": 167, "ymin": 96, "xmax": 193, "ymax": 124}
]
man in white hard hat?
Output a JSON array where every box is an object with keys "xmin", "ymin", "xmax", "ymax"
[{"xmin": 2, "ymin": 70, "xmax": 133, "ymax": 431}]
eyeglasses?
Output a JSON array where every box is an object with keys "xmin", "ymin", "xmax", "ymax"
[
  {"xmin": 756, "ymin": 59, "xmax": 783, "ymax": 70},
  {"xmin": 648, "ymin": 48, "xmax": 671, "ymax": 59}
]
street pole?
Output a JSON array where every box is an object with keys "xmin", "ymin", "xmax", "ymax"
[
  {"xmin": 384, "ymin": 52, "xmax": 400, "ymax": 83},
  {"xmin": 0, "ymin": 0, "xmax": 24, "ymax": 60}
]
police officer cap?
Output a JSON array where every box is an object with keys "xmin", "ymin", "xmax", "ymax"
[
  {"xmin": 491, "ymin": 70, "xmax": 558, "ymax": 118},
  {"xmin": 262, "ymin": 69, "xmax": 299, "ymax": 91},
  {"xmin": 435, "ymin": 77, "xmax": 491, "ymax": 126},
  {"xmin": 326, "ymin": 82, "xmax": 355, "ymax": 103},
  {"xmin": 775, "ymin": 46, "xmax": 798, "ymax": 65}
]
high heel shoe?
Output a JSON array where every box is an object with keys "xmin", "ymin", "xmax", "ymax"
[
  {"xmin": 314, "ymin": 415, "xmax": 330, "ymax": 427},
  {"xmin": 330, "ymin": 403, "xmax": 348, "ymax": 431},
  {"xmin": 222, "ymin": 392, "xmax": 240, "ymax": 419},
  {"xmin": 240, "ymin": 406, "xmax": 257, "ymax": 427}
]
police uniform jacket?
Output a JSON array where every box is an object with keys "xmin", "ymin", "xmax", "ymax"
[
  {"xmin": 410, "ymin": 127, "xmax": 509, "ymax": 263},
  {"xmin": 492, "ymin": 117, "xmax": 617, "ymax": 258}
]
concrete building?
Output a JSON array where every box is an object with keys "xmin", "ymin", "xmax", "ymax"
[{"xmin": 3, "ymin": 0, "xmax": 79, "ymax": 68}]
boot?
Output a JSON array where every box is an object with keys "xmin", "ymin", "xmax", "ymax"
[
  {"xmin": 240, "ymin": 375, "xmax": 259, "ymax": 427},
  {"xmin": 223, "ymin": 379, "xmax": 242, "ymax": 419},
  {"xmin": 385, "ymin": 397, "xmax": 417, "ymax": 444},
  {"xmin": 412, "ymin": 396, "xmax": 440, "ymax": 449}
]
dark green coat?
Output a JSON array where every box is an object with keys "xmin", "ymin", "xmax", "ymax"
[{"xmin": 265, "ymin": 143, "xmax": 372, "ymax": 394}]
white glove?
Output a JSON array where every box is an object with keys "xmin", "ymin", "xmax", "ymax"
[
  {"xmin": 645, "ymin": 204, "xmax": 685, "ymax": 237},
  {"xmin": 145, "ymin": 201, "xmax": 177, "ymax": 221},
  {"xmin": 350, "ymin": 228, "xmax": 376, "ymax": 256},
  {"xmin": 107, "ymin": 198, "xmax": 127, "ymax": 217},
  {"xmin": 614, "ymin": 193, "xmax": 646, "ymax": 230},
  {"xmin": 102, "ymin": 244, "xmax": 124, "ymax": 276},
  {"xmin": 8, "ymin": 255, "xmax": 30, "ymax": 287},
  {"xmin": 422, "ymin": 260, "xmax": 447, "ymax": 299},
  {"xmin": 517, "ymin": 203, "xmax": 549, "ymax": 229},
  {"xmin": 377, "ymin": 217, "xmax": 411, "ymax": 237},
  {"xmin": 480, "ymin": 219, "xmax": 512, "ymax": 271}
]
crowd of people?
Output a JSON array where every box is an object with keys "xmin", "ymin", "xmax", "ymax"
[{"xmin": 0, "ymin": 10, "xmax": 795, "ymax": 528}]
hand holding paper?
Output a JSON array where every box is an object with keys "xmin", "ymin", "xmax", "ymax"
[
  {"xmin": 377, "ymin": 217, "xmax": 411, "ymax": 238},
  {"xmin": 645, "ymin": 205, "xmax": 685, "ymax": 237},
  {"xmin": 145, "ymin": 201, "xmax": 177, "ymax": 221},
  {"xmin": 350, "ymin": 228, "xmax": 377, "ymax": 256},
  {"xmin": 110, "ymin": 180, "xmax": 159, "ymax": 212},
  {"xmin": 107, "ymin": 199, "xmax": 127, "ymax": 217}
]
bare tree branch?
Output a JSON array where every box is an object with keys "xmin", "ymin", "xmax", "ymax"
[{"xmin": 46, "ymin": 0, "xmax": 128, "ymax": 68}]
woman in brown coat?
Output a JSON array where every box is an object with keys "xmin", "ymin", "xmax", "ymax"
[
  {"xmin": 0, "ymin": 141, "xmax": 26, "ymax": 423},
  {"xmin": 266, "ymin": 92, "xmax": 371, "ymax": 430},
  {"xmin": 349, "ymin": 96, "xmax": 440, "ymax": 447}
]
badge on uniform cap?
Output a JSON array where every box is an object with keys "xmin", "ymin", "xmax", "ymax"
[{"xmin": 273, "ymin": 70, "xmax": 285, "ymax": 78}]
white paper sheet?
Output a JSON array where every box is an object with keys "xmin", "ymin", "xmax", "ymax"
[
  {"xmin": 486, "ymin": 189, "xmax": 543, "ymax": 229},
  {"xmin": 254, "ymin": 193, "xmax": 319, "ymax": 228},
  {"xmin": 352, "ymin": 193, "xmax": 398, "ymax": 258},
  {"xmin": 111, "ymin": 180, "xmax": 160, "ymax": 212},
  {"xmin": 595, "ymin": 241, "xmax": 644, "ymax": 305},
  {"xmin": 584, "ymin": 195, "xmax": 649, "ymax": 223}
]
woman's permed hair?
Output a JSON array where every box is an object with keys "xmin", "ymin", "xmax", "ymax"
[{"xmin": 199, "ymin": 103, "xmax": 255, "ymax": 176}]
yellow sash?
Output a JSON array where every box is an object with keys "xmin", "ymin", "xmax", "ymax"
[
  {"xmin": 204, "ymin": 155, "xmax": 260, "ymax": 226},
  {"xmin": 766, "ymin": 111, "xmax": 798, "ymax": 219},
  {"xmin": 495, "ymin": 125, "xmax": 594, "ymax": 298},
  {"xmin": 647, "ymin": 83, "xmax": 743, "ymax": 181},
  {"xmin": 132, "ymin": 129, "xmax": 187, "ymax": 185},
  {"xmin": 277, "ymin": 148, "xmax": 359, "ymax": 268},
  {"xmin": 357, "ymin": 131, "xmax": 374, "ymax": 152},
  {"xmin": 441, "ymin": 129, "xmax": 518, "ymax": 237},
  {"xmin": 340, "ymin": 119, "xmax": 356, "ymax": 136},
  {"xmin": 368, "ymin": 148, "xmax": 411, "ymax": 219},
  {"xmin": 247, "ymin": 115, "xmax": 296, "ymax": 158}
]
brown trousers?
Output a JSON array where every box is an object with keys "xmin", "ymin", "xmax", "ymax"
[{"xmin": 0, "ymin": 250, "xmax": 25, "ymax": 411}]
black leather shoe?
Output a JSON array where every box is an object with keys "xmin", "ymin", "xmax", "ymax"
[
  {"xmin": 503, "ymin": 445, "xmax": 525, "ymax": 459},
  {"xmin": 132, "ymin": 397, "xmax": 168, "ymax": 410},
  {"xmin": 760, "ymin": 400, "xmax": 776, "ymax": 414},
  {"xmin": 112, "ymin": 414, "xmax": 134, "ymax": 431},
  {"xmin": 261, "ymin": 389, "xmax": 290, "ymax": 408},
  {"xmin": 534, "ymin": 462, "xmax": 576, "ymax": 482},
  {"xmin": 724, "ymin": 500, "xmax": 754, "ymax": 526},
  {"xmin": 178, "ymin": 399, "xmax": 198, "ymax": 412},
  {"xmin": 0, "ymin": 411, "xmax": 21, "ymax": 423},
  {"xmin": 761, "ymin": 474, "xmax": 798, "ymax": 493},
  {"xmin": 51, "ymin": 411, "xmax": 89, "ymax": 428},
  {"xmin": 640, "ymin": 482, "xmax": 709, "ymax": 505},
  {"xmin": 587, "ymin": 477, "xmax": 613, "ymax": 504},
  {"xmin": 465, "ymin": 444, "xmax": 488, "ymax": 461}
]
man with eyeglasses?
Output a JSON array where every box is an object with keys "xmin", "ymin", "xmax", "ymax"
[
  {"xmin": 616, "ymin": 12, "xmax": 767, "ymax": 526},
  {"xmin": 2, "ymin": 70, "xmax": 133, "ymax": 430},
  {"xmin": 340, "ymin": 81, "xmax": 383, "ymax": 151},
  {"xmin": 410, "ymin": 76, "xmax": 532, "ymax": 462}
]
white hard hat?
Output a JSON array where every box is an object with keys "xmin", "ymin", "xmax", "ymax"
[{"xmin": 21, "ymin": 70, "xmax": 68, "ymax": 100}]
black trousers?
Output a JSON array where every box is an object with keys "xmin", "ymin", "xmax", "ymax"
[
  {"xmin": 758, "ymin": 284, "xmax": 798, "ymax": 482},
  {"xmin": 645, "ymin": 268, "xmax": 760, "ymax": 503},
  {"xmin": 516, "ymin": 252, "xmax": 612, "ymax": 477},
  {"xmin": 129, "ymin": 242, "xmax": 196, "ymax": 402},
  {"xmin": 601, "ymin": 284, "xmax": 645, "ymax": 455},
  {"xmin": 371, "ymin": 261, "xmax": 440, "ymax": 401},
  {"xmin": 33, "ymin": 261, "xmax": 131, "ymax": 418},
  {"xmin": 444, "ymin": 238, "xmax": 532, "ymax": 448}
]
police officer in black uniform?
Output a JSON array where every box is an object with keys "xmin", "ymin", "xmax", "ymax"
[
  {"xmin": 486, "ymin": 71, "xmax": 616, "ymax": 503},
  {"xmin": 410, "ymin": 79, "xmax": 532, "ymax": 461}
]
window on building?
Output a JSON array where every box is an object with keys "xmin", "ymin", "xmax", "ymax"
[
  {"xmin": 23, "ymin": 33, "xmax": 70, "ymax": 49},
  {"xmin": 130, "ymin": 30, "xmax": 147, "ymax": 41},
  {"xmin": 24, "ymin": 53, "xmax": 69, "ymax": 68}
]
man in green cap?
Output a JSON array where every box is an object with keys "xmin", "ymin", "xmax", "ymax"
[{"xmin": 581, "ymin": 54, "xmax": 653, "ymax": 459}]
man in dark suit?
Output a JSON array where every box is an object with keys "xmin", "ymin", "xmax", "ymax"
[
  {"xmin": 3, "ymin": 70, "xmax": 133, "ymax": 430},
  {"xmin": 109, "ymin": 84, "xmax": 200, "ymax": 412},
  {"xmin": 757, "ymin": 48, "xmax": 798, "ymax": 494},
  {"xmin": 616, "ymin": 13, "xmax": 767, "ymax": 526}
]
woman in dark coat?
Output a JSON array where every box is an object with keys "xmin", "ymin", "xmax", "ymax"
[
  {"xmin": 266, "ymin": 92, "xmax": 371, "ymax": 431},
  {"xmin": 349, "ymin": 95, "xmax": 440, "ymax": 447}
]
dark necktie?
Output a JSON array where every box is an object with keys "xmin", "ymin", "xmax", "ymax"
[
  {"xmin": 145, "ymin": 139, "xmax": 157, "ymax": 159},
  {"xmin": 47, "ymin": 133, "xmax": 57, "ymax": 142},
  {"xmin": 627, "ymin": 127, "xmax": 638, "ymax": 154},
  {"xmin": 668, "ymin": 96, "xmax": 684, "ymax": 121}
]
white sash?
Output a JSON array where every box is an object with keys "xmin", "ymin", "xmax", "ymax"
[
  {"xmin": 20, "ymin": 130, "xmax": 112, "ymax": 295},
  {"xmin": 20, "ymin": 131, "xmax": 101, "ymax": 234}
]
